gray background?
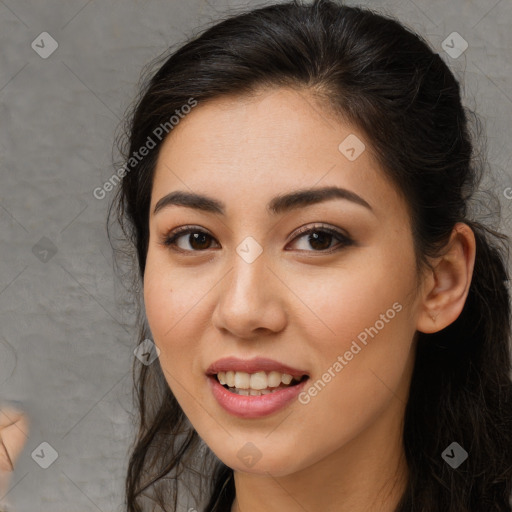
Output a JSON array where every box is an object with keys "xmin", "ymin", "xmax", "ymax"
[{"xmin": 1, "ymin": 0, "xmax": 511, "ymax": 510}]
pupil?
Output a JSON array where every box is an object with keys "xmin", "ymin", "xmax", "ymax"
[
  {"xmin": 309, "ymin": 231, "xmax": 331, "ymax": 250},
  {"xmin": 190, "ymin": 233, "xmax": 210, "ymax": 250}
]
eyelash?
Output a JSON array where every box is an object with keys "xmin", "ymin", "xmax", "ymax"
[{"xmin": 160, "ymin": 223, "xmax": 354, "ymax": 255}]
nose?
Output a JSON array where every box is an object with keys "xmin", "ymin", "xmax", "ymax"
[{"xmin": 211, "ymin": 251, "xmax": 288, "ymax": 339}]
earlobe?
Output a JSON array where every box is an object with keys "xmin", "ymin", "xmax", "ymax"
[{"xmin": 416, "ymin": 223, "xmax": 476, "ymax": 334}]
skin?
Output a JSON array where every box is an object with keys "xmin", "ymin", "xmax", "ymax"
[
  {"xmin": 143, "ymin": 87, "xmax": 476, "ymax": 512},
  {"xmin": 0, "ymin": 406, "xmax": 29, "ymax": 504}
]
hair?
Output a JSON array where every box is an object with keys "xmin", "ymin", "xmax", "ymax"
[{"xmin": 107, "ymin": 1, "xmax": 512, "ymax": 510}]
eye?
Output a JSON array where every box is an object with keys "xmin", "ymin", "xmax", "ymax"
[
  {"xmin": 160, "ymin": 223, "xmax": 354, "ymax": 254},
  {"xmin": 161, "ymin": 225, "xmax": 219, "ymax": 252},
  {"xmin": 287, "ymin": 224, "xmax": 354, "ymax": 253}
]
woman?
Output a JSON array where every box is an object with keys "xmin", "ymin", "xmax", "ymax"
[{"xmin": 109, "ymin": 1, "xmax": 512, "ymax": 510}]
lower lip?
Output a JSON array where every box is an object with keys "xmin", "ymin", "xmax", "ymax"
[{"xmin": 207, "ymin": 375, "xmax": 309, "ymax": 419}]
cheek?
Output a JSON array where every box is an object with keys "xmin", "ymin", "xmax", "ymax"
[
  {"xmin": 300, "ymin": 251, "xmax": 411, "ymax": 346},
  {"xmin": 142, "ymin": 251, "xmax": 217, "ymax": 386},
  {"xmin": 295, "ymin": 274, "xmax": 414, "ymax": 448},
  {"xmin": 143, "ymin": 251, "xmax": 205, "ymax": 338},
  {"xmin": 296, "ymin": 246, "xmax": 416, "ymax": 401},
  {"xmin": 142, "ymin": 262, "xmax": 199, "ymax": 401}
]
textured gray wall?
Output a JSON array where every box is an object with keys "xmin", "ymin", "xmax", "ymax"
[{"xmin": 1, "ymin": 0, "xmax": 511, "ymax": 510}]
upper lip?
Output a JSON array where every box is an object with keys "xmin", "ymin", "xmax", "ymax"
[{"xmin": 206, "ymin": 357, "xmax": 309, "ymax": 379}]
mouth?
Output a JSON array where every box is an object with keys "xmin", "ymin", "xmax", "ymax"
[{"xmin": 208, "ymin": 371, "xmax": 310, "ymax": 396}]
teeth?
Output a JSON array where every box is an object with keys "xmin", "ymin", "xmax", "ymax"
[
  {"xmin": 216, "ymin": 370, "xmax": 302, "ymax": 390},
  {"xmin": 234, "ymin": 372, "xmax": 250, "ymax": 389},
  {"xmin": 281, "ymin": 374, "xmax": 293, "ymax": 385},
  {"xmin": 233, "ymin": 388, "xmax": 274, "ymax": 396},
  {"xmin": 225, "ymin": 371, "xmax": 235, "ymax": 387}
]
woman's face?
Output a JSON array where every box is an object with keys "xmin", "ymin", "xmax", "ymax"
[{"xmin": 143, "ymin": 87, "xmax": 424, "ymax": 477}]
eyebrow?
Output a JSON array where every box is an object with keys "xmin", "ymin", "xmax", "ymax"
[{"xmin": 153, "ymin": 186, "xmax": 374, "ymax": 217}]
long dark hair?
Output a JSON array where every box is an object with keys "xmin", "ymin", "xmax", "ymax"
[{"xmin": 108, "ymin": 1, "xmax": 512, "ymax": 510}]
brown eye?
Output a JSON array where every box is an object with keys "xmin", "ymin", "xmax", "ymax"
[
  {"xmin": 161, "ymin": 224, "xmax": 353, "ymax": 254},
  {"xmin": 287, "ymin": 225, "xmax": 354, "ymax": 253},
  {"xmin": 162, "ymin": 227, "xmax": 220, "ymax": 252},
  {"xmin": 183, "ymin": 232, "xmax": 214, "ymax": 250},
  {"xmin": 305, "ymin": 231, "xmax": 334, "ymax": 251}
]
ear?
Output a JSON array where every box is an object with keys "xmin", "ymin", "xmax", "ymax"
[{"xmin": 416, "ymin": 222, "xmax": 476, "ymax": 334}]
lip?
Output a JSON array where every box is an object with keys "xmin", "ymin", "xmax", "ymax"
[
  {"xmin": 205, "ymin": 356, "xmax": 309, "ymax": 379},
  {"xmin": 207, "ymin": 374, "xmax": 310, "ymax": 419}
]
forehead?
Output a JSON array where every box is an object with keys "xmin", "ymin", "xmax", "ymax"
[{"xmin": 150, "ymin": 87, "xmax": 407, "ymax": 222}]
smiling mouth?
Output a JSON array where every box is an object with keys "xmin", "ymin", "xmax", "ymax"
[{"xmin": 213, "ymin": 372, "xmax": 309, "ymax": 396}]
